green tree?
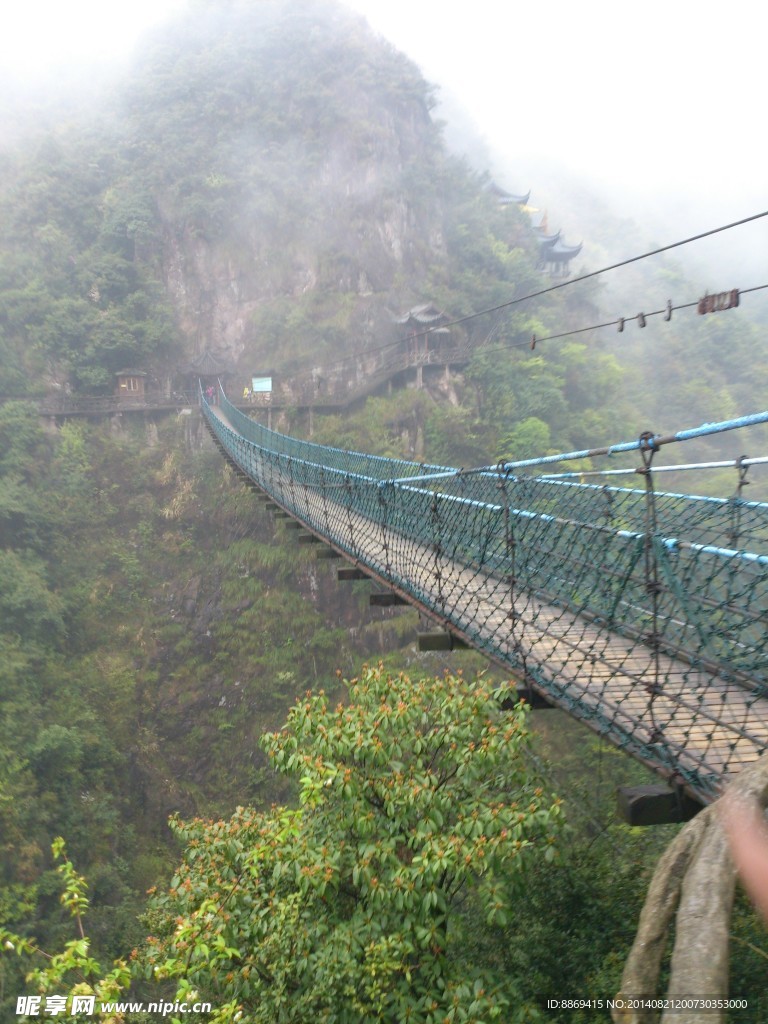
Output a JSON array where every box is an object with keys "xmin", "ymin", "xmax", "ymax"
[
  {"xmin": 1, "ymin": 667, "xmax": 563, "ymax": 1022},
  {"xmin": 0, "ymin": 552, "xmax": 64, "ymax": 643},
  {"xmin": 497, "ymin": 416, "xmax": 551, "ymax": 462},
  {"xmin": 140, "ymin": 665, "xmax": 563, "ymax": 1022}
]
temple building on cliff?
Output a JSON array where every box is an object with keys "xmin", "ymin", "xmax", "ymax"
[{"xmin": 490, "ymin": 185, "xmax": 584, "ymax": 277}]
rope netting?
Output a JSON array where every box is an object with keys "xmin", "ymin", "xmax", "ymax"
[{"xmin": 203, "ymin": 385, "xmax": 768, "ymax": 804}]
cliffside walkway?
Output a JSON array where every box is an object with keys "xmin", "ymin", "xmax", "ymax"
[{"xmin": 204, "ymin": 386, "xmax": 768, "ymax": 807}]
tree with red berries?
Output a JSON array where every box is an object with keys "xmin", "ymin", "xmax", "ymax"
[{"xmin": 145, "ymin": 664, "xmax": 563, "ymax": 1022}]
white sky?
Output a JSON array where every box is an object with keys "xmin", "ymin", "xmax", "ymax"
[
  {"xmin": 2, "ymin": 1, "xmax": 187, "ymax": 76},
  {"xmin": 2, "ymin": 0, "xmax": 766, "ymax": 278},
  {"xmin": 341, "ymin": 0, "xmax": 767, "ymax": 268}
]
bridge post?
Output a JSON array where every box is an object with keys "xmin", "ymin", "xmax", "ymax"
[
  {"xmin": 430, "ymin": 496, "xmax": 445, "ymax": 610},
  {"xmin": 498, "ymin": 467, "xmax": 529, "ymax": 682},
  {"xmin": 378, "ymin": 482, "xmax": 393, "ymax": 581},
  {"xmin": 616, "ymin": 784, "xmax": 703, "ymax": 826},
  {"xmin": 417, "ymin": 631, "xmax": 470, "ymax": 651},
  {"xmin": 638, "ymin": 431, "xmax": 664, "ymax": 739},
  {"xmin": 338, "ymin": 567, "xmax": 369, "ymax": 581},
  {"xmin": 344, "ymin": 475, "xmax": 358, "ymax": 560},
  {"xmin": 319, "ymin": 466, "xmax": 332, "ymax": 542},
  {"xmin": 369, "ymin": 592, "xmax": 409, "ymax": 607},
  {"xmin": 727, "ymin": 455, "xmax": 750, "ymax": 547}
]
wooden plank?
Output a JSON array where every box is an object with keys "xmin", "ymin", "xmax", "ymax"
[
  {"xmin": 418, "ymin": 632, "xmax": 470, "ymax": 651},
  {"xmin": 369, "ymin": 592, "xmax": 409, "ymax": 607},
  {"xmin": 338, "ymin": 567, "xmax": 369, "ymax": 581}
]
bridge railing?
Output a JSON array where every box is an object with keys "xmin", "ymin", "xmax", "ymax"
[
  {"xmin": 220, "ymin": 385, "xmax": 453, "ymax": 480},
  {"xmin": 205, "ymin": 384, "xmax": 768, "ymax": 706},
  {"xmin": 36, "ymin": 390, "xmax": 199, "ymax": 415},
  {"xmin": 203, "ymin": 385, "xmax": 768, "ymax": 798}
]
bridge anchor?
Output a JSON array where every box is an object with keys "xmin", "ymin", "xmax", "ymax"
[
  {"xmin": 338, "ymin": 567, "xmax": 369, "ymax": 581},
  {"xmin": 417, "ymin": 631, "xmax": 471, "ymax": 651},
  {"xmin": 370, "ymin": 592, "xmax": 409, "ymax": 607},
  {"xmin": 616, "ymin": 784, "xmax": 703, "ymax": 826}
]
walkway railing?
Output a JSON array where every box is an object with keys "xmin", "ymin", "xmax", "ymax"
[{"xmin": 203, "ymin": 384, "xmax": 768, "ymax": 804}]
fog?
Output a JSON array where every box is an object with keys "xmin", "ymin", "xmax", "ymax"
[
  {"xmin": 3, "ymin": 0, "xmax": 766, "ymax": 304},
  {"xmin": 341, "ymin": 0, "xmax": 767, "ymax": 298},
  {"xmin": 342, "ymin": 1, "xmax": 764, "ymax": 215},
  {"xmin": 2, "ymin": 1, "xmax": 186, "ymax": 79}
]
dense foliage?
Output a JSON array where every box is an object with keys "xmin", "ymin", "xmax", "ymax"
[
  {"xmin": 141, "ymin": 666, "xmax": 562, "ymax": 1022},
  {"xmin": 0, "ymin": 120, "xmax": 180, "ymax": 394},
  {"xmin": 1, "ymin": 1, "xmax": 767, "ymax": 1019},
  {"xmin": 0, "ymin": 404, "xmax": 367, "ymax": 1018}
]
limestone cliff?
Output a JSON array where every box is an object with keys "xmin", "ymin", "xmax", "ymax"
[
  {"xmin": 0, "ymin": 0, "xmax": 535, "ymax": 399},
  {"xmin": 119, "ymin": 0, "xmax": 531, "ymax": 376}
]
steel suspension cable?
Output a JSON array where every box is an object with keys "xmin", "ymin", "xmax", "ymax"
[{"xmin": 406, "ymin": 210, "xmax": 768, "ymax": 342}]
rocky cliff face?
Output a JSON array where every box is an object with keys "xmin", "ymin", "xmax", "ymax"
[
  {"xmin": 128, "ymin": 0, "xmax": 454, "ymax": 374},
  {"xmin": 0, "ymin": 0, "xmax": 535, "ymax": 402}
]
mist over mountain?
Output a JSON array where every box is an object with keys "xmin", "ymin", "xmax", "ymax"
[
  {"xmin": 1, "ymin": 1, "xmax": 538, "ymax": 386},
  {"xmin": 1, "ymin": 4, "xmax": 768, "ymax": 1016},
  {"xmin": 1, "ymin": 0, "xmax": 764, "ymax": 458}
]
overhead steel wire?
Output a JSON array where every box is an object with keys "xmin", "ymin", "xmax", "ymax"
[
  {"xmin": 270, "ymin": 212, "xmax": 768, "ymax": 396},
  {"xmin": 541, "ymin": 457, "xmax": 768, "ymax": 480},
  {"xmin": 410, "ymin": 210, "xmax": 768, "ymax": 343},
  {"xmin": 202, "ymin": 206, "xmax": 768, "ymax": 809},
  {"xmin": 518, "ymin": 283, "xmax": 768, "ymax": 352}
]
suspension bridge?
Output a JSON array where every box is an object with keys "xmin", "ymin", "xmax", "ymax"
[{"xmin": 201, "ymin": 384, "xmax": 768, "ymax": 812}]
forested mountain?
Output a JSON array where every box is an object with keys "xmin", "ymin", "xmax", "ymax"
[
  {"xmin": 1, "ymin": 1, "xmax": 766, "ymax": 1019},
  {"xmin": 2, "ymin": 0, "xmax": 763, "ymax": 453},
  {"xmin": 0, "ymin": 0, "xmax": 629, "ymax": 459}
]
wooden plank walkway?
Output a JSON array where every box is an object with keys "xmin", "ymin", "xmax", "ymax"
[{"xmin": 208, "ymin": 406, "xmax": 768, "ymax": 803}]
